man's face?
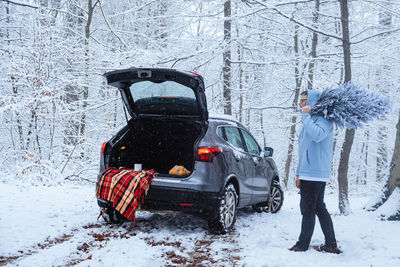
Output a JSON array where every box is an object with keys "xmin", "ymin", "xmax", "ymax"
[{"xmin": 299, "ymin": 95, "xmax": 307, "ymax": 108}]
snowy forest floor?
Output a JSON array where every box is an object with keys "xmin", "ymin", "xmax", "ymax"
[{"xmin": 0, "ymin": 183, "xmax": 399, "ymax": 267}]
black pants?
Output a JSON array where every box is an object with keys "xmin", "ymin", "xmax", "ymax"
[{"xmin": 295, "ymin": 180, "xmax": 337, "ymax": 250}]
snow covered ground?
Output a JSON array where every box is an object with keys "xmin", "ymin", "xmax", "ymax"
[{"xmin": 1, "ymin": 183, "xmax": 399, "ymax": 266}]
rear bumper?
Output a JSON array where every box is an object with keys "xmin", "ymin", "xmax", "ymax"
[{"xmin": 97, "ymin": 186, "xmax": 221, "ymax": 219}]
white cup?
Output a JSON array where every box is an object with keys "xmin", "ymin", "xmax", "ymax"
[{"xmin": 134, "ymin": 163, "xmax": 142, "ymax": 171}]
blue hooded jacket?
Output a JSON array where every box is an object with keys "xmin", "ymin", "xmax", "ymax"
[{"xmin": 296, "ymin": 90, "xmax": 334, "ymax": 180}]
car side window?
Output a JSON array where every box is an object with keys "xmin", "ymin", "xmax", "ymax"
[
  {"xmin": 217, "ymin": 126, "xmax": 226, "ymax": 140},
  {"xmin": 241, "ymin": 129, "xmax": 260, "ymax": 155},
  {"xmin": 224, "ymin": 127, "xmax": 246, "ymax": 151}
]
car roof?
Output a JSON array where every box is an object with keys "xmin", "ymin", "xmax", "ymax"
[{"xmin": 209, "ymin": 114, "xmax": 244, "ymax": 128}]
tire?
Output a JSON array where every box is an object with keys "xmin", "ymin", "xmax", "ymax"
[
  {"xmin": 208, "ymin": 184, "xmax": 238, "ymax": 234},
  {"xmin": 252, "ymin": 181, "xmax": 283, "ymax": 213},
  {"xmin": 100, "ymin": 207, "xmax": 125, "ymax": 223}
]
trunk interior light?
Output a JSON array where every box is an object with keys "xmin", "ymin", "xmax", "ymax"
[
  {"xmin": 100, "ymin": 142, "xmax": 107, "ymax": 155},
  {"xmin": 196, "ymin": 147, "xmax": 222, "ymax": 162}
]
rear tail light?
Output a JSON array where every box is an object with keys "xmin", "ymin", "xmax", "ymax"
[
  {"xmin": 196, "ymin": 146, "xmax": 222, "ymax": 162},
  {"xmin": 100, "ymin": 142, "xmax": 107, "ymax": 155}
]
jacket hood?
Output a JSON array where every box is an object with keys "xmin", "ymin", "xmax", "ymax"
[{"xmin": 307, "ymin": 89, "xmax": 321, "ymax": 106}]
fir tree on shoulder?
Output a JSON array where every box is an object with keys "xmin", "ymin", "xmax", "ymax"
[{"xmin": 311, "ymin": 82, "xmax": 391, "ymax": 129}]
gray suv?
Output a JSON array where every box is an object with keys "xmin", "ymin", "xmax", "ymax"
[{"xmin": 97, "ymin": 68, "xmax": 283, "ymax": 234}]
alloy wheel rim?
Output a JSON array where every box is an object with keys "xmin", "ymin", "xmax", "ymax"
[
  {"xmin": 267, "ymin": 186, "xmax": 281, "ymax": 212},
  {"xmin": 224, "ymin": 191, "xmax": 236, "ymax": 227}
]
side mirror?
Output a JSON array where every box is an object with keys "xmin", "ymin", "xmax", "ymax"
[{"xmin": 264, "ymin": 147, "xmax": 274, "ymax": 157}]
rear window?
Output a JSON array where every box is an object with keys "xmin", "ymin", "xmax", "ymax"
[
  {"xmin": 222, "ymin": 127, "xmax": 246, "ymax": 151},
  {"xmin": 129, "ymin": 81, "xmax": 198, "ymax": 115},
  {"xmin": 130, "ymin": 80, "xmax": 195, "ymax": 100}
]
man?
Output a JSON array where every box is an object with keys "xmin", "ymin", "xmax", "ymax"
[{"xmin": 290, "ymin": 90, "xmax": 342, "ymax": 254}]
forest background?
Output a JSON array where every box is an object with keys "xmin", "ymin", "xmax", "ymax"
[{"xmin": 1, "ymin": 0, "xmax": 399, "ymax": 217}]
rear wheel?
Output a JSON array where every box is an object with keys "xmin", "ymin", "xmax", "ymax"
[
  {"xmin": 252, "ymin": 181, "xmax": 283, "ymax": 213},
  {"xmin": 100, "ymin": 207, "xmax": 125, "ymax": 223},
  {"xmin": 208, "ymin": 184, "xmax": 238, "ymax": 234}
]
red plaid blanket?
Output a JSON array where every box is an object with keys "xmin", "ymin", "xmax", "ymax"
[{"xmin": 96, "ymin": 167, "xmax": 157, "ymax": 226}]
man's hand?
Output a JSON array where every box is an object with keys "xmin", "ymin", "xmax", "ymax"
[
  {"xmin": 295, "ymin": 176, "xmax": 300, "ymax": 189},
  {"xmin": 302, "ymin": 106, "xmax": 311, "ymax": 114}
]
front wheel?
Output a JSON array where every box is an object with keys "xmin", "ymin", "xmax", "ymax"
[
  {"xmin": 252, "ymin": 182, "xmax": 283, "ymax": 213},
  {"xmin": 208, "ymin": 184, "xmax": 238, "ymax": 234}
]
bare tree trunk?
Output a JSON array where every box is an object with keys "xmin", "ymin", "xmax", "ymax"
[
  {"xmin": 153, "ymin": 0, "xmax": 168, "ymax": 43},
  {"xmin": 247, "ymin": 108, "xmax": 251, "ymax": 132},
  {"xmin": 356, "ymin": 132, "xmax": 368, "ymax": 186},
  {"xmin": 237, "ymin": 27, "xmax": 244, "ymax": 123},
  {"xmin": 64, "ymin": 84, "xmax": 80, "ymax": 146},
  {"xmin": 239, "ymin": 71, "xmax": 243, "ymax": 122},
  {"xmin": 260, "ymin": 111, "xmax": 266, "ymax": 148},
  {"xmin": 307, "ymin": 0, "xmax": 320, "ymax": 89},
  {"xmin": 369, "ymin": 109, "xmax": 400, "ymax": 214},
  {"xmin": 223, "ymin": 0, "xmax": 232, "ymax": 115},
  {"xmin": 7, "ymin": 4, "xmax": 24, "ymax": 152},
  {"xmin": 79, "ymin": 0, "xmax": 96, "ymax": 143},
  {"xmin": 337, "ymin": 0, "xmax": 353, "ymax": 215},
  {"xmin": 49, "ymin": 100, "xmax": 56, "ymax": 160},
  {"xmin": 364, "ymin": 130, "xmax": 369, "ymax": 182},
  {"xmin": 11, "ymin": 76, "xmax": 24, "ymax": 151},
  {"xmin": 386, "ymin": 110, "xmax": 400, "ymax": 195},
  {"xmin": 376, "ymin": 7, "xmax": 392, "ymax": 182},
  {"xmin": 371, "ymin": 110, "xmax": 400, "ymax": 220},
  {"xmin": 283, "ymin": 24, "xmax": 302, "ymax": 187},
  {"xmin": 284, "ymin": 1, "xmax": 320, "ymax": 187},
  {"xmin": 366, "ymin": 12, "xmax": 399, "ymax": 209},
  {"xmin": 285, "ymin": 0, "xmax": 320, "ymax": 187},
  {"xmin": 377, "ymin": 125, "xmax": 388, "ymax": 181},
  {"xmin": 63, "ymin": 1, "xmax": 84, "ymax": 150},
  {"xmin": 331, "ymin": 18, "xmax": 343, "ymax": 182},
  {"xmin": 5, "ymin": 2, "xmax": 10, "ymax": 42},
  {"xmin": 34, "ymin": 111, "xmax": 41, "ymax": 155}
]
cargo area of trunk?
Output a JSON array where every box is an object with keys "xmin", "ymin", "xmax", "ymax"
[{"xmin": 108, "ymin": 117, "xmax": 206, "ymax": 175}]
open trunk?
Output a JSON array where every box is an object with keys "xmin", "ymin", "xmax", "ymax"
[{"xmin": 108, "ymin": 117, "xmax": 206, "ymax": 175}]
